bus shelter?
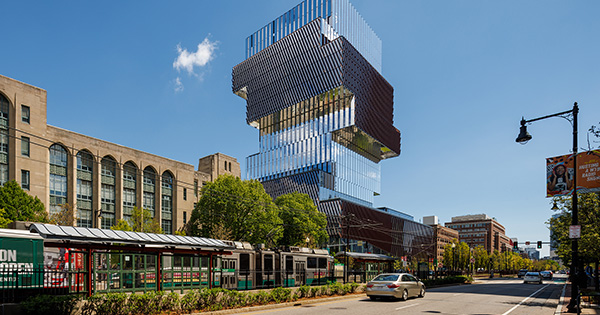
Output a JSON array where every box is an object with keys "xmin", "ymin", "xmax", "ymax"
[
  {"xmin": 29, "ymin": 223, "xmax": 233, "ymax": 296},
  {"xmin": 335, "ymin": 252, "xmax": 397, "ymax": 283}
]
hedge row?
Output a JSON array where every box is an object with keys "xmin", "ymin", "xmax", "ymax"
[
  {"xmin": 422, "ymin": 275, "xmax": 473, "ymax": 287},
  {"xmin": 22, "ymin": 282, "xmax": 363, "ymax": 315}
]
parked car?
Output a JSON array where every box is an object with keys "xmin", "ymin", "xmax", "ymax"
[
  {"xmin": 540, "ymin": 271, "xmax": 553, "ymax": 280},
  {"xmin": 523, "ymin": 272, "xmax": 543, "ymax": 284},
  {"xmin": 366, "ymin": 273, "xmax": 426, "ymax": 301},
  {"xmin": 517, "ymin": 269, "xmax": 528, "ymax": 278}
]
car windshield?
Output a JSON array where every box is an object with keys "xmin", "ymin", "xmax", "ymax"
[
  {"xmin": 372, "ymin": 274, "xmax": 399, "ymax": 282},
  {"xmin": 526, "ymin": 272, "xmax": 539, "ymax": 276}
]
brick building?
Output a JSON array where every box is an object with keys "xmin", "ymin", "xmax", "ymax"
[
  {"xmin": 445, "ymin": 214, "xmax": 512, "ymax": 253},
  {"xmin": 0, "ymin": 74, "xmax": 240, "ymax": 233}
]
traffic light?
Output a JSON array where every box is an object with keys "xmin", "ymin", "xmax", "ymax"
[
  {"xmin": 513, "ymin": 241, "xmax": 518, "ymax": 250},
  {"xmin": 537, "ymin": 241, "xmax": 542, "ymax": 249}
]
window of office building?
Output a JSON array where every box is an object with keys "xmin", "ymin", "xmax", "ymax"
[
  {"xmin": 21, "ymin": 105, "xmax": 30, "ymax": 124},
  {"xmin": 123, "ymin": 161, "xmax": 137, "ymax": 222},
  {"xmin": 143, "ymin": 167, "xmax": 156, "ymax": 217},
  {"xmin": 100, "ymin": 156, "xmax": 116, "ymax": 228},
  {"xmin": 0, "ymin": 94, "xmax": 9, "ymax": 185},
  {"xmin": 49, "ymin": 144, "xmax": 68, "ymax": 215},
  {"xmin": 21, "ymin": 136, "xmax": 30, "ymax": 157},
  {"xmin": 76, "ymin": 150, "xmax": 94, "ymax": 227},
  {"xmin": 21, "ymin": 170, "xmax": 29, "ymax": 190},
  {"xmin": 161, "ymin": 171, "xmax": 173, "ymax": 234}
]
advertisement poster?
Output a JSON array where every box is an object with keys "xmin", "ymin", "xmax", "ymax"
[{"xmin": 546, "ymin": 150, "xmax": 600, "ymax": 197}]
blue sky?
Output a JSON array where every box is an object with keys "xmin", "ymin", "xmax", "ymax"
[{"xmin": 3, "ymin": 1, "xmax": 600, "ymax": 257}]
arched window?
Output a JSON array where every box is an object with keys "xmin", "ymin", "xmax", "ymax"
[
  {"xmin": 76, "ymin": 150, "xmax": 94, "ymax": 227},
  {"xmin": 161, "ymin": 171, "xmax": 173, "ymax": 234},
  {"xmin": 49, "ymin": 144, "xmax": 68, "ymax": 215},
  {"xmin": 143, "ymin": 166, "xmax": 156, "ymax": 218},
  {"xmin": 123, "ymin": 161, "xmax": 137, "ymax": 222},
  {"xmin": 0, "ymin": 94, "xmax": 8, "ymax": 185},
  {"xmin": 100, "ymin": 156, "xmax": 116, "ymax": 228}
]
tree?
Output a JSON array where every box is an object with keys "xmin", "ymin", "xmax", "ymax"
[
  {"xmin": 111, "ymin": 207, "xmax": 163, "ymax": 233},
  {"xmin": 0, "ymin": 180, "xmax": 47, "ymax": 223},
  {"xmin": 473, "ymin": 245, "xmax": 489, "ymax": 271},
  {"xmin": 49, "ymin": 203, "xmax": 75, "ymax": 226},
  {"xmin": 274, "ymin": 192, "xmax": 328, "ymax": 247},
  {"xmin": 0, "ymin": 209, "xmax": 12, "ymax": 228},
  {"xmin": 548, "ymin": 193, "xmax": 600, "ymax": 266},
  {"xmin": 188, "ymin": 175, "xmax": 283, "ymax": 244}
]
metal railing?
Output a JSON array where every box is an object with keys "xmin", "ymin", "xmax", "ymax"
[{"xmin": 0, "ymin": 267, "xmax": 87, "ymax": 303}]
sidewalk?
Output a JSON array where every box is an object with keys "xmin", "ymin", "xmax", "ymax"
[{"xmin": 557, "ymin": 282, "xmax": 600, "ymax": 315}]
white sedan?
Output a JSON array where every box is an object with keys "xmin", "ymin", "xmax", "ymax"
[{"xmin": 523, "ymin": 271, "xmax": 543, "ymax": 284}]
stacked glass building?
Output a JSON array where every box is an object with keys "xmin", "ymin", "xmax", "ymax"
[{"xmin": 233, "ymin": 0, "xmax": 432, "ymax": 257}]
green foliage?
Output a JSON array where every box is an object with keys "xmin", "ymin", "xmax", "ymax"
[
  {"xmin": 111, "ymin": 219, "xmax": 133, "ymax": 231},
  {"xmin": 270, "ymin": 287, "xmax": 292, "ymax": 303},
  {"xmin": 549, "ymin": 193, "xmax": 600, "ymax": 265},
  {"xmin": 112, "ymin": 207, "xmax": 162, "ymax": 233},
  {"xmin": 422, "ymin": 275, "xmax": 472, "ymax": 287},
  {"xmin": 297, "ymin": 285, "xmax": 310, "ymax": 298},
  {"xmin": 189, "ymin": 174, "xmax": 283, "ymax": 244},
  {"xmin": 0, "ymin": 208, "xmax": 12, "ymax": 228},
  {"xmin": 20, "ymin": 294, "xmax": 80, "ymax": 315},
  {"xmin": 442, "ymin": 239, "xmax": 470, "ymax": 270},
  {"xmin": 0, "ymin": 180, "xmax": 47, "ymax": 223},
  {"xmin": 274, "ymin": 192, "xmax": 328, "ymax": 247}
]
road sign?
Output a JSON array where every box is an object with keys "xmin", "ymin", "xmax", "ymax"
[
  {"xmin": 438, "ymin": 262, "xmax": 443, "ymax": 268},
  {"xmin": 470, "ymin": 258, "xmax": 475, "ymax": 263},
  {"xmin": 569, "ymin": 225, "xmax": 581, "ymax": 239}
]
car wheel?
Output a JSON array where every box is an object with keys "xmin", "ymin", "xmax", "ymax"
[
  {"xmin": 400, "ymin": 289, "xmax": 408, "ymax": 301},
  {"xmin": 418, "ymin": 287, "xmax": 425, "ymax": 298}
]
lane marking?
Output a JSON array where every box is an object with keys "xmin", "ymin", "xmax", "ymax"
[
  {"xmin": 395, "ymin": 303, "xmax": 419, "ymax": 310},
  {"xmin": 501, "ymin": 284, "xmax": 550, "ymax": 315},
  {"xmin": 554, "ymin": 283, "xmax": 567, "ymax": 315}
]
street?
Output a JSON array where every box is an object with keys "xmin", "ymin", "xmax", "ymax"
[{"xmin": 235, "ymin": 275, "xmax": 567, "ymax": 315}]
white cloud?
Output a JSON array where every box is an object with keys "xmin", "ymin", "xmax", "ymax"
[
  {"xmin": 173, "ymin": 37, "xmax": 218, "ymax": 75},
  {"xmin": 174, "ymin": 77, "xmax": 184, "ymax": 93}
]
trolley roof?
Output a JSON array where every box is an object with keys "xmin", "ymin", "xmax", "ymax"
[{"xmin": 29, "ymin": 223, "xmax": 233, "ymax": 250}]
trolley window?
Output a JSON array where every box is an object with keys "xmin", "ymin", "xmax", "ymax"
[
  {"xmin": 264, "ymin": 254, "xmax": 273, "ymax": 271},
  {"xmin": 285, "ymin": 255, "xmax": 293, "ymax": 271},
  {"xmin": 307, "ymin": 257, "xmax": 317, "ymax": 268},
  {"xmin": 240, "ymin": 254, "xmax": 250, "ymax": 271},
  {"xmin": 318, "ymin": 258, "xmax": 327, "ymax": 269}
]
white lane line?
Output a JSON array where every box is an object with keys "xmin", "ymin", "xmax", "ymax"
[
  {"xmin": 502, "ymin": 284, "xmax": 550, "ymax": 315},
  {"xmin": 453, "ymin": 293, "xmax": 463, "ymax": 296},
  {"xmin": 554, "ymin": 283, "xmax": 567, "ymax": 315},
  {"xmin": 395, "ymin": 303, "xmax": 419, "ymax": 310}
]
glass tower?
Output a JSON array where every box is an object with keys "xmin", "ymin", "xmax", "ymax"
[{"xmin": 233, "ymin": 0, "xmax": 432, "ymax": 256}]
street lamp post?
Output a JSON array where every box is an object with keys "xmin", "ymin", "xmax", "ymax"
[{"xmin": 516, "ymin": 102, "xmax": 579, "ymax": 312}]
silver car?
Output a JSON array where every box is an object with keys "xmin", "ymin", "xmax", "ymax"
[
  {"xmin": 366, "ymin": 273, "xmax": 426, "ymax": 301},
  {"xmin": 523, "ymin": 271, "xmax": 543, "ymax": 284}
]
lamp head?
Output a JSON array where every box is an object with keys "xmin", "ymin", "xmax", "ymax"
[{"xmin": 516, "ymin": 118, "xmax": 532, "ymax": 144}]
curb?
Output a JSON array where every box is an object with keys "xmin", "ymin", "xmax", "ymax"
[
  {"xmin": 191, "ymin": 293, "xmax": 364, "ymax": 315},
  {"xmin": 555, "ymin": 282, "xmax": 567, "ymax": 315}
]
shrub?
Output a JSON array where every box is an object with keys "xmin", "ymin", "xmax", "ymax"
[
  {"xmin": 297, "ymin": 285, "xmax": 310, "ymax": 298},
  {"xmin": 21, "ymin": 294, "xmax": 80, "ymax": 315},
  {"xmin": 270, "ymin": 287, "xmax": 292, "ymax": 303}
]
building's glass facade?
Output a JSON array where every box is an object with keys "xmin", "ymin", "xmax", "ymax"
[
  {"xmin": 246, "ymin": 0, "xmax": 382, "ymax": 72},
  {"xmin": 233, "ymin": 0, "xmax": 433, "ymax": 256}
]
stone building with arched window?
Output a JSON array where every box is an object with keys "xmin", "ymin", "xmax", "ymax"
[{"xmin": 0, "ymin": 74, "xmax": 241, "ymax": 234}]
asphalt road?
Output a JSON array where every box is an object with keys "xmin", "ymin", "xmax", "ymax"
[{"xmin": 235, "ymin": 275, "xmax": 567, "ymax": 315}]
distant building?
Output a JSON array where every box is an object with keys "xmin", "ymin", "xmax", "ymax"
[
  {"xmin": 445, "ymin": 214, "xmax": 512, "ymax": 253},
  {"xmin": 524, "ymin": 247, "xmax": 540, "ymax": 260},
  {"xmin": 0, "ymin": 74, "xmax": 240, "ymax": 234},
  {"xmin": 424, "ymin": 216, "xmax": 459, "ymax": 264}
]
